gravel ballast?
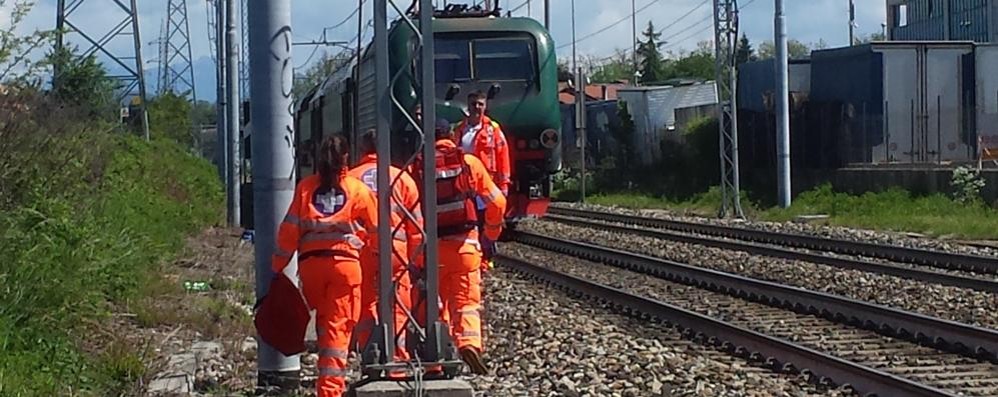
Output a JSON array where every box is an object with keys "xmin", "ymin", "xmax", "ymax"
[
  {"xmin": 517, "ymin": 219, "xmax": 998, "ymax": 330},
  {"xmin": 552, "ymin": 202, "xmax": 998, "ymax": 258},
  {"xmin": 469, "ymin": 266, "xmax": 848, "ymax": 396}
]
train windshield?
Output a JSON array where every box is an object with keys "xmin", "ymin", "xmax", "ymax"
[{"xmin": 434, "ymin": 34, "xmax": 536, "ymax": 83}]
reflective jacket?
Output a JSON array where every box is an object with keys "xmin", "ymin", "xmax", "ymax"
[
  {"xmin": 348, "ymin": 154, "xmax": 424, "ymax": 263},
  {"xmin": 272, "ymin": 173, "xmax": 379, "ymax": 273},
  {"xmin": 434, "ymin": 139, "xmax": 506, "ymax": 249},
  {"xmin": 454, "ymin": 115, "xmax": 511, "ymax": 194}
]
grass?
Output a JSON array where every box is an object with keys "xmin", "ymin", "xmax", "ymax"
[
  {"xmin": 0, "ymin": 134, "xmax": 223, "ymax": 396},
  {"xmin": 566, "ymin": 184, "xmax": 998, "ymax": 240}
]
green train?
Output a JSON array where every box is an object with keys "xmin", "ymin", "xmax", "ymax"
[{"xmin": 293, "ymin": 5, "xmax": 562, "ymax": 220}]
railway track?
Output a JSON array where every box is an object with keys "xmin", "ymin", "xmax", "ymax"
[
  {"xmin": 500, "ymin": 240, "xmax": 998, "ymax": 396},
  {"xmin": 543, "ymin": 213, "xmax": 998, "ymax": 293},
  {"xmin": 547, "ymin": 206, "xmax": 998, "ymax": 276}
]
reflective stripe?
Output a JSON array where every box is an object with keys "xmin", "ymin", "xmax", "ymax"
[
  {"xmin": 301, "ymin": 232, "xmax": 365, "ymax": 249},
  {"xmin": 437, "ymin": 201, "xmax": 466, "ymax": 213},
  {"xmin": 458, "ymin": 308, "xmax": 480, "ymax": 315},
  {"xmin": 318, "ymin": 367, "xmax": 348, "ymax": 377},
  {"xmin": 318, "ymin": 347, "xmax": 349, "ymax": 359},
  {"xmin": 461, "ymin": 330, "xmax": 481, "ymax": 337},
  {"xmin": 283, "ymin": 214, "xmax": 301, "ymax": 226},
  {"xmin": 482, "ymin": 186, "xmax": 502, "ymax": 203},
  {"xmin": 437, "ymin": 168, "xmax": 461, "ymax": 179},
  {"xmin": 393, "ymin": 229, "xmax": 408, "ymax": 242},
  {"xmin": 301, "ymin": 219, "xmax": 354, "ymax": 233}
]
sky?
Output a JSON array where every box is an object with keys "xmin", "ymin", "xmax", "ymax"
[{"xmin": 3, "ymin": 0, "xmax": 888, "ymax": 102}]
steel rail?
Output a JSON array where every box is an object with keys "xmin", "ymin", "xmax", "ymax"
[
  {"xmin": 510, "ymin": 231, "xmax": 998, "ymax": 363},
  {"xmin": 545, "ymin": 214, "xmax": 998, "ymax": 293},
  {"xmin": 548, "ymin": 207, "xmax": 998, "ymax": 275},
  {"xmin": 498, "ymin": 254, "xmax": 959, "ymax": 397}
]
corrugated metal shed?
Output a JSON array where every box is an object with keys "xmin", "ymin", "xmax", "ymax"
[
  {"xmin": 737, "ymin": 58, "xmax": 811, "ymax": 113},
  {"xmin": 887, "ymin": 0, "xmax": 996, "ymax": 42},
  {"xmin": 617, "ymin": 82, "xmax": 718, "ymax": 165},
  {"xmin": 978, "ymin": 44, "xmax": 998, "ymax": 151}
]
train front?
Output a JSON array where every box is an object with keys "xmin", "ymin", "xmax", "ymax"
[{"xmin": 430, "ymin": 15, "xmax": 562, "ymax": 220}]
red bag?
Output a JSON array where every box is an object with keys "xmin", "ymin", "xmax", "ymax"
[{"xmin": 254, "ymin": 272, "xmax": 310, "ymax": 356}]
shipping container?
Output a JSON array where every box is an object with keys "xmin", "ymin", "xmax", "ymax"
[
  {"xmin": 977, "ymin": 44, "xmax": 998, "ymax": 153},
  {"xmin": 810, "ymin": 41, "xmax": 976, "ymax": 164},
  {"xmin": 617, "ymin": 83, "xmax": 718, "ymax": 165}
]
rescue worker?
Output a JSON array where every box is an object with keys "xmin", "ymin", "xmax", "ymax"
[
  {"xmin": 348, "ymin": 129, "xmax": 423, "ymax": 360},
  {"xmin": 453, "ymin": 91, "xmax": 510, "ymax": 267},
  {"xmin": 272, "ymin": 135, "xmax": 378, "ymax": 397},
  {"xmin": 425, "ymin": 116, "xmax": 506, "ymax": 375}
]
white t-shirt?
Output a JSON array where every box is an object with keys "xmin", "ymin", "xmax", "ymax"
[{"xmin": 461, "ymin": 122, "xmax": 482, "ymax": 153}]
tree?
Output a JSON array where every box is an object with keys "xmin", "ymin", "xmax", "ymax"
[
  {"xmin": 663, "ymin": 42, "xmax": 715, "ymax": 81},
  {"xmin": 147, "ymin": 91, "xmax": 194, "ymax": 147},
  {"xmin": 757, "ymin": 39, "xmax": 812, "ymax": 59},
  {"xmin": 736, "ymin": 34, "xmax": 757, "ymax": 65},
  {"xmin": 637, "ymin": 21, "xmax": 666, "ymax": 85},
  {"xmin": 46, "ymin": 46, "xmax": 116, "ymax": 119},
  {"xmin": 589, "ymin": 50, "xmax": 634, "ymax": 84},
  {"xmin": 0, "ymin": 0, "xmax": 55, "ymax": 85},
  {"xmin": 613, "ymin": 100, "xmax": 635, "ymax": 173},
  {"xmin": 293, "ymin": 51, "xmax": 354, "ymax": 100},
  {"xmin": 858, "ymin": 32, "xmax": 887, "ymax": 44}
]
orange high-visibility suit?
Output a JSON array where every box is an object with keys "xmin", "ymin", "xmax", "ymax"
[
  {"xmin": 348, "ymin": 154, "xmax": 423, "ymax": 359},
  {"xmin": 272, "ymin": 172, "xmax": 379, "ymax": 397},
  {"xmin": 432, "ymin": 139, "xmax": 506, "ymax": 359},
  {"xmin": 454, "ymin": 115, "xmax": 511, "ymax": 194}
]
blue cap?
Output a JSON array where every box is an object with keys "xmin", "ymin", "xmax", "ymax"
[{"xmin": 435, "ymin": 117, "xmax": 451, "ymax": 135}]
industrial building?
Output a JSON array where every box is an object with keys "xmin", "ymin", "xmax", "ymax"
[{"xmin": 887, "ymin": 0, "xmax": 998, "ymax": 42}]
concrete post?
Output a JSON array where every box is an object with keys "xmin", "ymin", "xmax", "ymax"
[
  {"xmin": 775, "ymin": 0, "xmax": 792, "ymax": 207},
  {"xmin": 226, "ymin": 0, "xmax": 241, "ymax": 226},
  {"xmin": 248, "ymin": 0, "xmax": 300, "ymax": 390}
]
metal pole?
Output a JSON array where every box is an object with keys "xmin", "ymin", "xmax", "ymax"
[
  {"xmin": 249, "ymin": 0, "xmax": 300, "ymax": 389},
  {"xmin": 632, "ymin": 0, "xmax": 637, "ymax": 82},
  {"xmin": 576, "ymin": 68, "xmax": 587, "ymax": 202},
  {"xmin": 571, "ymin": 0, "xmax": 577, "ymax": 71},
  {"xmin": 776, "ymin": 0, "xmax": 791, "ymax": 207},
  {"xmin": 848, "ymin": 0, "xmax": 855, "ymax": 45},
  {"xmin": 544, "ymin": 0, "xmax": 550, "ymax": 30},
  {"xmin": 217, "ymin": 0, "xmax": 229, "ymax": 195},
  {"xmin": 130, "ymin": 0, "xmax": 150, "ymax": 140},
  {"xmin": 226, "ymin": 0, "xmax": 241, "ymax": 226},
  {"xmin": 418, "ymin": 0, "xmax": 443, "ymax": 361},
  {"xmin": 373, "ymin": 0, "xmax": 395, "ymax": 362}
]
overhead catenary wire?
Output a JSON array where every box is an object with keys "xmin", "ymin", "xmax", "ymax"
[{"xmin": 556, "ymin": 0, "xmax": 660, "ymax": 50}]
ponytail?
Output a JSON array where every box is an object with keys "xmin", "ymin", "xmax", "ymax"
[{"xmin": 317, "ymin": 135, "xmax": 349, "ymax": 192}]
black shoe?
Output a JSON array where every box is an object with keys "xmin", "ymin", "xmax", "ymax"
[{"xmin": 459, "ymin": 346, "xmax": 488, "ymax": 375}]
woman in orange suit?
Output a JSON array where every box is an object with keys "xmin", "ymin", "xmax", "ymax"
[{"xmin": 271, "ymin": 135, "xmax": 379, "ymax": 397}]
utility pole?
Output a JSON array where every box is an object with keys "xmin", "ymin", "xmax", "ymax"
[
  {"xmin": 776, "ymin": 0, "xmax": 791, "ymax": 207},
  {"xmin": 56, "ymin": 0, "xmax": 149, "ymax": 139},
  {"xmin": 576, "ymin": 68, "xmax": 587, "ymax": 202},
  {"xmin": 544, "ymin": 0, "xmax": 550, "ymax": 29},
  {"xmin": 214, "ymin": 0, "xmax": 229, "ymax": 198},
  {"xmin": 713, "ymin": 0, "xmax": 745, "ymax": 218},
  {"xmin": 571, "ymin": 0, "xmax": 577, "ymax": 71},
  {"xmin": 226, "ymin": 0, "xmax": 241, "ymax": 226},
  {"xmin": 632, "ymin": 0, "xmax": 638, "ymax": 84},
  {"xmin": 848, "ymin": 0, "xmax": 856, "ymax": 45},
  {"xmin": 248, "ymin": 0, "xmax": 300, "ymax": 391}
]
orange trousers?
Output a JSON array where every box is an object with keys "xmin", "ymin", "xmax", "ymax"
[
  {"xmin": 299, "ymin": 256, "xmax": 362, "ymax": 397},
  {"xmin": 438, "ymin": 240, "xmax": 484, "ymax": 352},
  {"xmin": 355, "ymin": 247, "xmax": 412, "ymax": 360}
]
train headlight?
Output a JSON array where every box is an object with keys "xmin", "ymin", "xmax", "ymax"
[{"xmin": 539, "ymin": 129, "xmax": 559, "ymax": 149}]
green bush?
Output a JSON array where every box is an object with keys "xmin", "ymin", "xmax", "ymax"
[{"xmin": 0, "ymin": 123, "xmax": 222, "ymax": 395}]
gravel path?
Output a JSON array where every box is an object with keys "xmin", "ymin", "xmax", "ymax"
[
  {"xmin": 552, "ymin": 202, "xmax": 998, "ymax": 258},
  {"xmin": 468, "ymin": 267, "xmax": 849, "ymax": 396},
  {"xmin": 501, "ymin": 244, "xmax": 998, "ymax": 396},
  {"xmin": 517, "ymin": 219, "xmax": 998, "ymax": 330}
]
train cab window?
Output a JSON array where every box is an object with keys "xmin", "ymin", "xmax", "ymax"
[
  {"xmin": 435, "ymin": 38, "xmax": 472, "ymax": 82},
  {"xmin": 473, "ymin": 38, "xmax": 534, "ymax": 81}
]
